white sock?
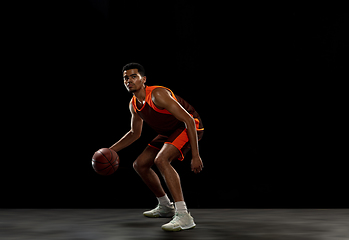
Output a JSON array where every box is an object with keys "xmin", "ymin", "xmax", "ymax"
[
  {"xmin": 157, "ymin": 194, "xmax": 171, "ymax": 207},
  {"xmin": 175, "ymin": 201, "xmax": 188, "ymax": 213}
]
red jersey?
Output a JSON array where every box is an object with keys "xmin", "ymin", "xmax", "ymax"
[{"xmin": 131, "ymin": 86, "xmax": 204, "ymax": 136}]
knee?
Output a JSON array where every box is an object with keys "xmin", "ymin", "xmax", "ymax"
[
  {"xmin": 133, "ymin": 159, "xmax": 141, "ymax": 172},
  {"xmin": 154, "ymin": 156, "xmax": 167, "ymax": 168},
  {"xmin": 133, "ymin": 158, "xmax": 150, "ymax": 173}
]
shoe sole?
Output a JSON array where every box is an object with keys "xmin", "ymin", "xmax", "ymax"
[
  {"xmin": 143, "ymin": 213, "xmax": 174, "ymax": 218},
  {"xmin": 162, "ymin": 224, "xmax": 196, "ymax": 232},
  {"xmin": 143, "ymin": 213, "xmax": 160, "ymax": 218}
]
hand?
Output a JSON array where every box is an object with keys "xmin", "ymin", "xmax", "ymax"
[{"xmin": 191, "ymin": 155, "xmax": 203, "ymax": 174}]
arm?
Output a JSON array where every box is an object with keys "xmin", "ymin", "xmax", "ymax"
[
  {"xmin": 110, "ymin": 100, "xmax": 143, "ymax": 152},
  {"xmin": 151, "ymin": 88, "xmax": 203, "ymax": 173}
]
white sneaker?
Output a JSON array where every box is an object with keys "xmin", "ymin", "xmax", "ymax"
[
  {"xmin": 161, "ymin": 212, "xmax": 196, "ymax": 231},
  {"xmin": 143, "ymin": 203, "xmax": 175, "ymax": 218}
]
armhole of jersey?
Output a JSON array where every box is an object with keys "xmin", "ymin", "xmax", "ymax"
[
  {"xmin": 131, "ymin": 96, "xmax": 137, "ymax": 112},
  {"xmin": 148, "ymin": 86, "xmax": 178, "ymax": 114}
]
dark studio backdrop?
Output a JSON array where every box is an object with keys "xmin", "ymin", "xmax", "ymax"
[{"xmin": 5, "ymin": 2, "xmax": 347, "ymax": 208}]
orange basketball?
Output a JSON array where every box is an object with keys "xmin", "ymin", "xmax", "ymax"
[{"xmin": 92, "ymin": 148, "xmax": 119, "ymax": 175}]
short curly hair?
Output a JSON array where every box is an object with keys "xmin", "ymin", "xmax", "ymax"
[{"xmin": 122, "ymin": 63, "xmax": 145, "ymax": 77}]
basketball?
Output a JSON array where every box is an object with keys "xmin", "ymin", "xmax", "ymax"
[{"xmin": 92, "ymin": 148, "xmax": 119, "ymax": 175}]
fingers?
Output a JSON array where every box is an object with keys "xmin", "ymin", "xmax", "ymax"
[{"xmin": 192, "ymin": 165, "xmax": 204, "ymax": 174}]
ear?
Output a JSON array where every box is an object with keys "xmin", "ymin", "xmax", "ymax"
[{"xmin": 142, "ymin": 76, "xmax": 147, "ymax": 84}]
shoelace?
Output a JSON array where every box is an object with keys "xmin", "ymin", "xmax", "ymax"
[
  {"xmin": 153, "ymin": 204, "xmax": 166, "ymax": 212},
  {"xmin": 169, "ymin": 212, "xmax": 180, "ymax": 224},
  {"xmin": 155, "ymin": 204, "xmax": 173, "ymax": 211}
]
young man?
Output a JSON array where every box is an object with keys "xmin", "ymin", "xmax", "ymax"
[{"xmin": 110, "ymin": 63, "xmax": 204, "ymax": 231}]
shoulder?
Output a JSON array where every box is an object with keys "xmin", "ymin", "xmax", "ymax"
[
  {"xmin": 129, "ymin": 97, "xmax": 136, "ymax": 112},
  {"xmin": 129, "ymin": 96, "xmax": 135, "ymax": 105},
  {"xmin": 150, "ymin": 87, "xmax": 174, "ymax": 109},
  {"xmin": 151, "ymin": 87, "xmax": 172, "ymax": 100}
]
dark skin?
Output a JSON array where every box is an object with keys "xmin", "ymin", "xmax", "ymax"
[{"xmin": 110, "ymin": 68, "xmax": 203, "ymax": 202}]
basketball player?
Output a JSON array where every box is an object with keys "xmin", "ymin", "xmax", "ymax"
[{"xmin": 110, "ymin": 63, "xmax": 204, "ymax": 231}]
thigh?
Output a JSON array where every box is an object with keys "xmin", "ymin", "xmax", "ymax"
[
  {"xmin": 165, "ymin": 127, "xmax": 189, "ymax": 161},
  {"xmin": 148, "ymin": 134, "xmax": 168, "ymax": 151},
  {"xmin": 156, "ymin": 143, "xmax": 182, "ymax": 164},
  {"xmin": 135, "ymin": 145, "xmax": 160, "ymax": 168}
]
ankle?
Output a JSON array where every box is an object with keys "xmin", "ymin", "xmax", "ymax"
[
  {"xmin": 175, "ymin": 201, "xmax": 188, "ymax": 213},
  {"xmin": 157, "ymin": 194, "xmax": 171, "ymax": 207}
]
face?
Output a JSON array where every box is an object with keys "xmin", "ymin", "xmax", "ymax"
[{"xmin": 123, "ymin": 69, "xmax": 146, "ymax": 93}]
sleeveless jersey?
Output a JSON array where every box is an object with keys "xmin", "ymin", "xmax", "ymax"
[{"xmin": 131, "ymin": 86, "xmax": 204, "ymax": 136}]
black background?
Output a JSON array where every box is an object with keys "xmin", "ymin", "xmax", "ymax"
[{"xmin": 4, "ymin": 2, "xmax": 347, "ymax": 208}]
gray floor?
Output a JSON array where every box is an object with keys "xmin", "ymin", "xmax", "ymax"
[{"xmin": 0, "ymin": 209, "xmax": 348, "ymax": 240}]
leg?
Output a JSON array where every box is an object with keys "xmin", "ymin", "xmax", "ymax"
[
  {"xmin": 133, "ymin": 145, "xmax": 166, "ymax": 198},
  {"xmin": 154, "ymin": 144, "xmax": 184, "ymax": 202},
  {"xmin": 155, "ymin": 144, "xmax": 197, "ymax": 231}
]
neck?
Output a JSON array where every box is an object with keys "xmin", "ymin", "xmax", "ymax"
[{"xmin": 133, "ymin": 85, "xmax": 146, "ymax": 103}]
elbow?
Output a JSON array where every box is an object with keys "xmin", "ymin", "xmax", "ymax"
[
  {"xmin": 131, "ymin": 130, "xmax": 141, "ymax": 140},
  {"xmin": 184, "ymin": 115, "xmax": 195, "ymax": 129}
]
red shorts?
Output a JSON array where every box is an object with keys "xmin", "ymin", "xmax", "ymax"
[{"xmin": 148, "ymin": 128, "xmax": 204, "ymax": 161}]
